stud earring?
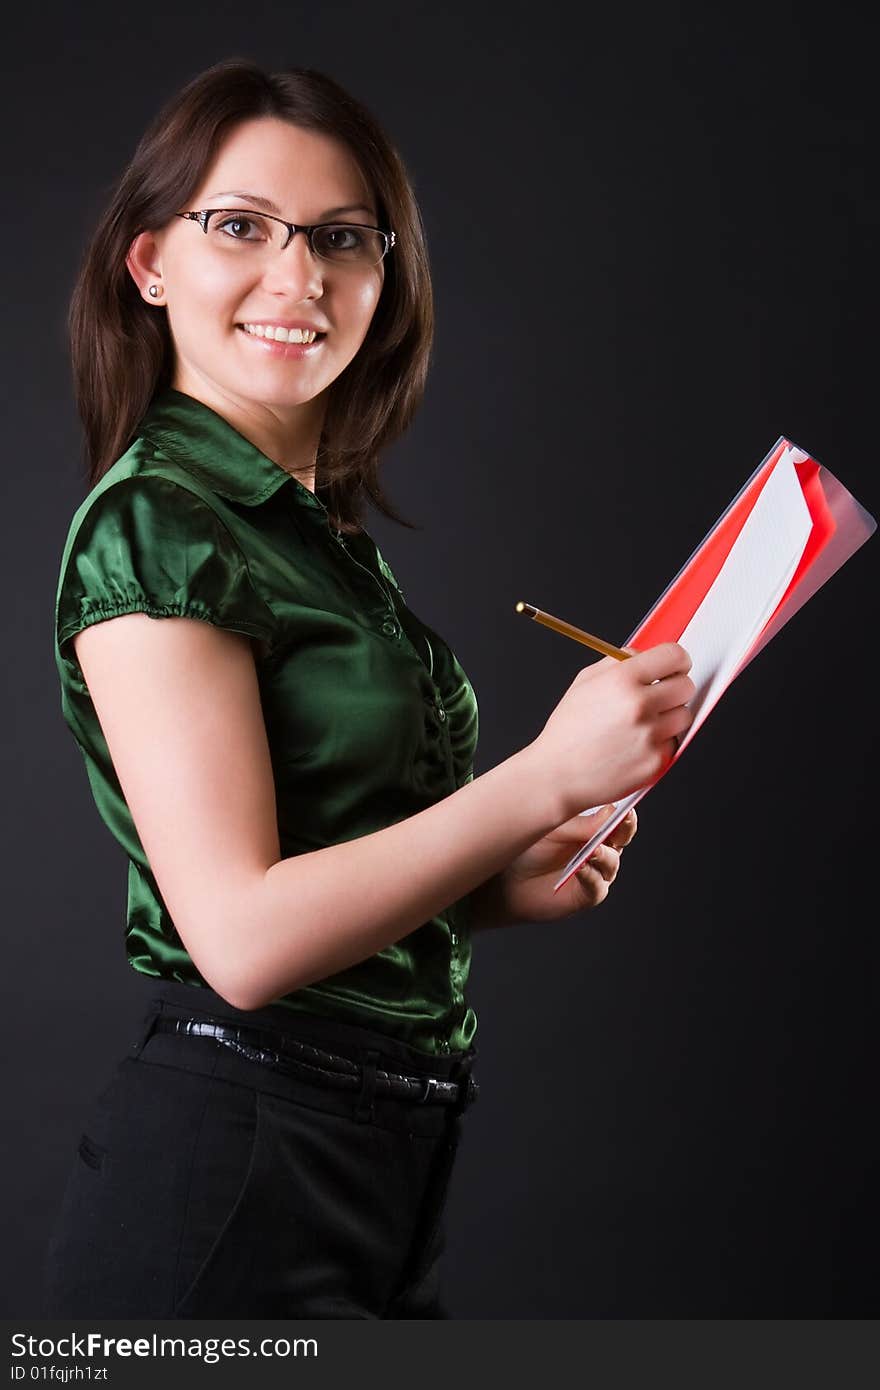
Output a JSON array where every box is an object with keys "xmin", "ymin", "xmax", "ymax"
[{"xmin": 149, "ymin": 285, "xmax": 161, "ymax": 298}]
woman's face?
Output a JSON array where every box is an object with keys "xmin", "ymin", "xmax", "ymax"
[{"xmin": 129, "ymin": 116, "xmax": 386, "ymax": 438}]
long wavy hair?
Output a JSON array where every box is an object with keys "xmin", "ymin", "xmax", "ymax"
[{"xmin": 68, "ymin": 58, "xmax": 435, "ymax": 533}]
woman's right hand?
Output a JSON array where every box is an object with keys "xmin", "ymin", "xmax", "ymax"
[{"xmin": 529, "ymin": 641, "xmax": 697, "ymax": 819}]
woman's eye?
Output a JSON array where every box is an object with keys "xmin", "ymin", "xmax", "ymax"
[
  {"xmin": 213, "ymin": 214, "xmax": 262, "ymax": 240},
  {"xmin": 327, "ymin": 227, "xmax": 362, "ymax": 249}
]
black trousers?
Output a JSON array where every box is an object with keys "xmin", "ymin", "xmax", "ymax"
[{"xmin": 42, "ymin": 981, "xmax": 477, "ymax": 1319}]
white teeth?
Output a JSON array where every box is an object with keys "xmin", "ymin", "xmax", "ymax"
[{"xmin": 240, "ymin": 323, "xmax": 318, "ymax": 344}]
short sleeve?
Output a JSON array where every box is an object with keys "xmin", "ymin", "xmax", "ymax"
[{"xmin": 56, "ymin": 475, "xmax": 276, "ymax": 660}]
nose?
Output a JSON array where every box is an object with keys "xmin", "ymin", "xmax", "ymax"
[{"xmin": 261, "ymin": 229, "xmax": 325, "ymax": 299}]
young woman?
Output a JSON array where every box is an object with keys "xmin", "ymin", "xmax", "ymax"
[{"xmin": 44, "ymin": 59, "xmax": 695, "ymax": 1319}]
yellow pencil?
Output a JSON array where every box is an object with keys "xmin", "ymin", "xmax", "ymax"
[{"xmin": 515, "ymin": 601, "xmax": 633, "ymax": 661}]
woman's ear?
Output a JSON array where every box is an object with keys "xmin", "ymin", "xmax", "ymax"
[{"xmin": 125, "ymin": 229, "xmax": 164, "ymax": 303}]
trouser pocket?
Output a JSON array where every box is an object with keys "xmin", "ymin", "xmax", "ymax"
[
  {"xmin": 170, "ymin": 1079, "xmax": 259, "ymax": 1313},
  {"xmin": 44, "ymin": 1057, "xmax": 256, "ymax": 1318}
]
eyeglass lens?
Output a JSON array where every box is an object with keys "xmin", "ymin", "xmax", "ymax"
[{"xmin": 203, "ymin": 210, "xmax": 388, "ymax": 264}]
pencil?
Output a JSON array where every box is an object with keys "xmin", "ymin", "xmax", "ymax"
[{"xmin": 515, "ymin": 601, "xmax": 633, "ymax": 661}]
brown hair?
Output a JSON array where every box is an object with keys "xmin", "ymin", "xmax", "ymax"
[{"xmin": 68, "ymin": 58, "xmax": 434, "ymax": 533}]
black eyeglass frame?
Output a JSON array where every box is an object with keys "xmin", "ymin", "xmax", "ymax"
[{"xmin": 175, "ymin": 209, "xmax": 396, "ymax": 264}]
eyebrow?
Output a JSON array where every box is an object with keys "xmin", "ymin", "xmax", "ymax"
[{"xmin": 208, "ymin": 191, "xmax": 377, "ymax": 220}]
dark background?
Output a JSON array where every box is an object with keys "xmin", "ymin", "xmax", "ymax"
[{"xmin": 3, "ymin": 1, "xmax": 877, "ymax": 1318}]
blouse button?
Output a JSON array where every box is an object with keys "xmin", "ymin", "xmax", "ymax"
[
  {"xmin": 437, "ymin": 707, "xmax": 447, "ymax": 722},
  {"xmin": 381, "ymin": 618, "xmax": 397, "ymax": 637}
]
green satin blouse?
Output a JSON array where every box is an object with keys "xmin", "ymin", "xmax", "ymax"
[{"xmin": 54, "ymin": 386, "xmax": 480, "ymax": 1056}]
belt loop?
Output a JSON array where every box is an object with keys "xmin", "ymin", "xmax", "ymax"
[
  {"xmin": 450, "ymin": 1049, "xmax": 478, "ymax": 1116},
  {"xmin": 354, "ymin": 1048, "xmax": 380, "ymax": 1123},
  {"xmin": 129, "ymin": 1001, "xmax": 162, "ymax": 1058}
]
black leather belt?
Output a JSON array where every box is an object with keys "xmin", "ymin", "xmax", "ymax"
[{"xmin": 152, "ymin": 1016, "xmax": 479, "ymax": 1109}]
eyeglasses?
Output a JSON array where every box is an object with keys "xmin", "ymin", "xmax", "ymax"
[{"xmin": 175, "ymin": 208, "xmax": 396, "ymax": 266}]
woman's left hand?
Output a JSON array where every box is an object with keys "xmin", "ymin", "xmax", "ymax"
[{"xmin": 490, "ymin": 804, "xmax": 638, "ymax": 925}]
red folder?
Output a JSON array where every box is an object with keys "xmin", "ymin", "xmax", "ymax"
[{"xmin": 554, "ymin": 439, "xmax": 876, "ymax": 891}]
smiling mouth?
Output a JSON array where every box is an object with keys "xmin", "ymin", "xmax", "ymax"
[{"xmin": 235, "ymin": 325, "xmax": 327, "ymax": 344}]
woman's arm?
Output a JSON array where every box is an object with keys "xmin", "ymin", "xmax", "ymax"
[
  {"xmin": 74, "ymin": 613, "xmax": 689, "ymax": 1011},
  {"xmin": 72, "ymin": 613, "xmax": 565, "ymax": 1010},
  {"xmin": 250, "ymin": 746, "xmax": 555, "ymax": 1006}
]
